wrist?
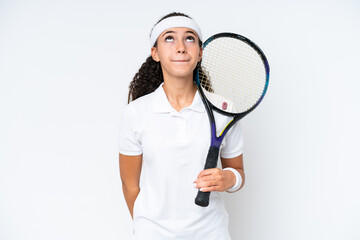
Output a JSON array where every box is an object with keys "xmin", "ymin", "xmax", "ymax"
[{"xmin": 223, "ymin": 167, "xmax": 242, "ymax": 192}]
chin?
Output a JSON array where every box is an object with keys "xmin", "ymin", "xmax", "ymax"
[{"xmin": 172, "ymin": 70, "xmax": 194, "ymax": 79}]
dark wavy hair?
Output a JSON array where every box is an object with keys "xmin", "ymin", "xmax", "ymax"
[{"xmin": 127, "ymin": 12, "xmax": 203, "ymax": 103}]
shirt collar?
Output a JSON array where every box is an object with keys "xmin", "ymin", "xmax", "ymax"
[{"xmin": 152, "ymin": 83, "xmax": 205, "ymax": 113}]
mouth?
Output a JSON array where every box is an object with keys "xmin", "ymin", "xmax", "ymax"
[{"xmin": 172, "ymin": 59, "xmax": 190, "ymax": 62}]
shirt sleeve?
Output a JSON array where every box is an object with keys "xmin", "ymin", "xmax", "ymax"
[
  {"xmin": 220, "ymin": 121, "xmax": 243, "ymax": 159},
  {"xmin": 117, "ymin": 103, "xmax": 143, "ymax": 156}
]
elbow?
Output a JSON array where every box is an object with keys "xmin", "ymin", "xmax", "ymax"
[{"xmin": 121, "ymin": 180, "xmax": 140, "ymax": 193}]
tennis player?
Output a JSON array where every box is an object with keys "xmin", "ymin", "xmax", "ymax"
[{"xmin": 118, "ymin": 12, "xmax": 245, "ymax": 240}]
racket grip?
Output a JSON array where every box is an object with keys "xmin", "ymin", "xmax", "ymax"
[{"xmin": 195, "ymin": 146, "xmax": 220, "ymax": 207}]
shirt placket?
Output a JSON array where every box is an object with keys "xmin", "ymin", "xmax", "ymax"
[{"xmin": 170, "ymin": 109, "xmax": 188, "ymax": 143}]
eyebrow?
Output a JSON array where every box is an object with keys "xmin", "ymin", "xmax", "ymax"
[{"xmin": 161, "ymin": 30, "xmax": 197, "ymax": 37}]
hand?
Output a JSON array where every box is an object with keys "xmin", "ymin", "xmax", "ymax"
[{"xmin": 194, "ymin": 168, "xmax": 236, "ymax": 192}]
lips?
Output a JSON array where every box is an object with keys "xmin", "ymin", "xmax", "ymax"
[{"xmin": 172, "ymin": 59, "xmax": 190, "ymax": 62}]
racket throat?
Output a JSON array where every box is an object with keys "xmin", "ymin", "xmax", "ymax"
[{"xmin": 210, "ymin": 122, "xmax": 224, "ymax": 148}]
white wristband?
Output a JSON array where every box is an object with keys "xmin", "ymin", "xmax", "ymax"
[{"xmin": 223, "ymin": 167, "xmax": 242, "ymax": 193}]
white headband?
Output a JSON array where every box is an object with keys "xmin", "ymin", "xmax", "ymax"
[{"xmin": 150, "ymin": 16, "xmax": 203, "ymax": 47}]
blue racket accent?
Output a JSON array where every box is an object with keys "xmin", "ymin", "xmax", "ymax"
[{"xmin": 210, "ymin": 123, "xmax": 221, "ymax": 148}]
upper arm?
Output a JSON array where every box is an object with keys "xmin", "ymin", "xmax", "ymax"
[
  {"xmin": 221, "ymin": 154, "xmax": 244, "ymax": 171},
  {"xmin": 220, "ymin": 121, "xmax": 243, "ymax": 160},
  {"xmin": 118, "ymin": 104, "xmax": 142, "ymax": 156},
  {"xmin": 119, "ymin": 153, "xmax": 143, "ymax": 188}
]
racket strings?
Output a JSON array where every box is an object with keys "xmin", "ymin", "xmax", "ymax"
[{"xmin": 199, "ymin": 37, "xmax": 266, "ymax": 113}]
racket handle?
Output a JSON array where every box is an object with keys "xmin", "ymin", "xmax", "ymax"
[{"xmin": 195, "ymin": 146, "xmax": 220, "ymax": 207}]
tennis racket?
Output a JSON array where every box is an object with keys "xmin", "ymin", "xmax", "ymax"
[{"xmin": 194, "ymin": 32, "xmax": 270, "ymax": 207}]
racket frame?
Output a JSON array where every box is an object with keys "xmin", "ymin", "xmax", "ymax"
[
  {"xmin": 196, "ymin": 32, "xmax": 270, "ymax": 147},
  {"xmin": 194, "ymin": 32, "xmax": 270, "ymax": 206}
]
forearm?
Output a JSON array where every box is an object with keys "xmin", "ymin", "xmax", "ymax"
[
  {"xmin": 119, "ymin": 153, "xmax": 142, "ymax": 219},
  {"xmin": 122, "ymin": 184, "xmax": 140, "ymax": 219},
  {"xmin": 221, "ymin": 154, "xmax": 245, "ymax": 192}
]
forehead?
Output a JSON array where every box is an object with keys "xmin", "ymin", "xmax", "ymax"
[{"xmin": 160, "ymin": 27, "xmax": 198, "ymax": 36}]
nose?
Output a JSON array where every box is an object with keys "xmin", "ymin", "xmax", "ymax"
[{"xmin": 176, "ymin": 40, "xmax": 186, "ymax": 54}]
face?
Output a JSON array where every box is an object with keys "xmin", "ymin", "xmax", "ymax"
[{"xmin": 151, "ymin": 27, "xmax": 202, "ymax": 80}]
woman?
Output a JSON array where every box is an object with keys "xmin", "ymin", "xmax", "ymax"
[{"xmin": 118, "ymin": 12, "xmax": 245, "ymax": 240}]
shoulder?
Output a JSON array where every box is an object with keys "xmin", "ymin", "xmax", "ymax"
[
  {"xmin": 127, "ymin": 90, "xmax": 156, "ymax": 112},
  {"xmin": 119, "ymin": 91, "xmax": 156, "ymax": 136},
  {"xmin": 127, "ymin": 83, "xmax": 164, "ymax": 112},
  {"xmin": 122, "ymin": 90, "xmax": 158, "ymax": 121}
]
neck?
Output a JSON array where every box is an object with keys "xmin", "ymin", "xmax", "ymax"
[{"xmin": 162, "ymin": 76, "xmax": 197, "ymax": 112}]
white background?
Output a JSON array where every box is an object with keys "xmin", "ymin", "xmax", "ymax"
[{"xmin": 1, "ymin": 0, "xmax": 359, "ymax": 239}]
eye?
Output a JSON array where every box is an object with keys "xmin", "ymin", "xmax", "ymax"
[
  {"xmin": 165, "ymin": 36, "xmax": 174, "ymax": 42},
  {"xmin": 186, "ymin": 36, "xmax": 195, "ymax": 42}
]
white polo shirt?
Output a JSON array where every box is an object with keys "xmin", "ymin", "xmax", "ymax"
[{"xmin": 118, "ymin": 84, "xmax": 243, "ymax": 240}]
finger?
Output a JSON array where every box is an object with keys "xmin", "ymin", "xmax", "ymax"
[
  {"xmin": 194, "ymin": 174, "xmax": 221, "ymax": 184},
  {"xmin": 197, "ymin": 170, "xmax": 211, "ymax": 179},
  {"xmin": 197, "ymin": 168, "xmax": 219, "ymax": 178},
  {"xmin": 198, "ymin": 175, "xmax": 217, "ymax": 183},
  {"xmin": 196, "ymin": 177, "xmax": 219, "ymax": 189},
  {"xmin": 199, "ymin": 185, "xmax": 219, "ymax": 192},
  {"xmin": 197, "ymin": 181, "xmax": 217, "ymax": 189}
]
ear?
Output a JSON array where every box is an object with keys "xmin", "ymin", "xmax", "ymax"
[{"xmin": 151, "ymin": 47, "xmax": 160, "ymax": 62}]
